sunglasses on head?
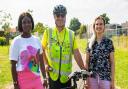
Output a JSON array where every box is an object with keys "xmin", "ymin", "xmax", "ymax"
[{"xmin": 56, "ymin": 14, "xmax": 65, "ymax": 18}]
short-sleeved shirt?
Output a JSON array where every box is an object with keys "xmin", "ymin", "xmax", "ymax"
[
  {"xmin": 86, "ymin": 37, "xmax": 114, "ymax": 81},
  {"xmin": 41, "ymin": 27, "xmax": 78, "ymax": 50},
  {"xmin": 10, "ymin": 35, "xmax": 43, "ymax": 76}
]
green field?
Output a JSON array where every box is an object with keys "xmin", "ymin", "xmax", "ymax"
[
  {"xmin": 115, "ymin": 48, "xmax": 128, "ymax": 89},
  {"xmin": 0, "ymin": 46, "xmax": 12, "ymax": 89},
  {"xmin": 0, "ymin": 37, "xmax": 128, "ymax": 89}
]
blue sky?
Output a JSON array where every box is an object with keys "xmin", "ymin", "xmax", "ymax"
[{"xmin": 0, "ymin": 0, "xmax": 128, "ymax": 28}]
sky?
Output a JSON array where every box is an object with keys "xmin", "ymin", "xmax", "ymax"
[{"xmin": 0, "ymin": 0, "xmax": 128, "ymax": 28}]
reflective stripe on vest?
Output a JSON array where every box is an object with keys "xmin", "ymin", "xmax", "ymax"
[
  {"xmin": 52, "ymin": 68, "xmax": 71, "ymax": 76},
  {"xmin": 51, "ymin": 56, "xmax": 71, "ymax": 64}
]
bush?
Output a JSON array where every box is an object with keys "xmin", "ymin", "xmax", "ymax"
[{"xmin": 0, "ymin": 37, "xmax": 6, "ymax": 46}]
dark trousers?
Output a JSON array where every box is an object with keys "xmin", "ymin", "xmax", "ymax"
[{"xmin": 48, "ymin": 77, "xmax": 71, "ymax": 89}]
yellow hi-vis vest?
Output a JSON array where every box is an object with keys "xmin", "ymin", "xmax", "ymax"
[{"xmin": 47, "ymin": 28, "xmax": 74, "ymax": 83}]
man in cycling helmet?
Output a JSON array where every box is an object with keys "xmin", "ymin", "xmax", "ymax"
[{"xmin": 41, "ymin": 4, "xmax": 86, "ymax": 89}]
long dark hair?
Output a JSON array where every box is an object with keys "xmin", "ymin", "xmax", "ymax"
[{"xmin": 17, "ymin": 12, "xmax": 34, "ymax": 32}]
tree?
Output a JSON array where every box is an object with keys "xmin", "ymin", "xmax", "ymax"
[
  {"xmin": 27, "ymin": 9, "xmax": 33, "ymax": 13},
  {"xmin": 0, "ymin": 11, "xmax": 12, "ymax": 32},
  {"xmin": 0, "ymin": 11, "xmax": 12, "ymax": 45},
  {"xmin": 2, "ymin": 23, "xmax": 11, "ymax": 32},
  {"xmin": 78, "ymin": 24, "xmax": 87, "ymax": 38},
  {"xmin": 69, "ymin": 18, "xmax": 81, "ymax": 32},
  {"xmin": 33, "ymin": 22, "xmax": 46, "ymax": 36},
  {"xmin": 100, "ymin": 13, "xmax": 110, "ymax": 24}
]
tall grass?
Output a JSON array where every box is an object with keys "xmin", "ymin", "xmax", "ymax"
[
  {"xmin": 112, "ymin": 36, "xmax": 128, "ymax": 88},
  {"xmin": 112, "ymin": 36, "xmax": 128, "ymax": 48},
  {"xmin": 115, "ymin": 48, "xmax": 128, "ymax": 89}
]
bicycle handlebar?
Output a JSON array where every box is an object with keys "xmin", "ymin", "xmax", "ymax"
[{"xmin": 68, "ymin": 70, "xmax": 93, "ymax": 81}]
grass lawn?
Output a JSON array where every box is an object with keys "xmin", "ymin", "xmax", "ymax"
[
  {"xmin": 115, "ymin": 48, "xmax": 128, "ymax": 89},
  {"xmin": 0, "ymin": 46, "xmax": 12, "ymax": 89}
]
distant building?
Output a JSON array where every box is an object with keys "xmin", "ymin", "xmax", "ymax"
[
  {"xmin": 105, "ymin": 24, "xmax": 122, "ymax": 37},
  {"xmin": 87, "ymin": 24, "xmax": 122, "ymax": 38},
  {"xmin": 121, "ymin": 21, "xmax": 128, "ymax": 36}
]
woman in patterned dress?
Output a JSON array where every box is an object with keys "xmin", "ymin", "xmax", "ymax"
[{"xmin": 85, "ymin": 16, "xmax": 115, "ymax": 89}]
